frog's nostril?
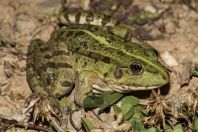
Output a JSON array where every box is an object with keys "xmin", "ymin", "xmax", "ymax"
[{"xmin": 113, "ymin": 68, "xmax": 123, "ymax": 79}]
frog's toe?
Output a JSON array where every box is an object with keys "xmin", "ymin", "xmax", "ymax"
[
  {"xmin": 33, "ymin": 96, "xmax": 61, "ymax": 122},
  {"xmin": 23, "ymin": 94, "xmax": 62, "ymax": 124}
]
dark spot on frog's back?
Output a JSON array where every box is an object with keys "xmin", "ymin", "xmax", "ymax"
[
  {"xmin": 71, "ymin": 46, "xmax": 81, "ymax": 52},
  {"xmin": 43, "ymin": 50, "xmax": 70, "ymax": 59},
  {"xmin": 86, "ymin": 12, "xmax": 94, "ymax": 23},
  {"xmin": 101, "ymin": 15, "xmax": 111, "ymax": 26},
  {"xmin": 105, "ymin": 36, "xmax": 115, "ymax": 43},
  {"xmin": 116, "ymin": 51, "xmax": 124, "ymax": 56},
  {"xmin": 82, "ymin": 62, "xmax": 87, "ymax": 68},
  {"xmin": 103, "ymin": 72, "xmax": 108, "ymax": 77},
  {"xmin": 80, "ymin": 41, "xmax": 88, "ymax": 49},
  {"xmin": 52, "ymin": 50, "xmax": 70, "ymax": 56},
  {"xmin": 66, "ymin": 31, "xmax": 74, "ymax": 37},
  {"xmin": 63, "ymin": 12, "xmax": 70, "ymax": 22},
  {"xmin": 93, "ymin": 26, "xmax": 99, "ymax": 31},
  {"xmin": 40, "ymin": 47, "xmax": 50, "ymax": 52},
  {"xmin": 44, "ymin": 54, "xmax": 52, "ymax": 59},
  {"xmin": 46, "ymin": 73, "xmax": 55, "ymax": 85},
  {"xmin": 40, "ymin": 62, "xmax": 73, "ymax": 71},
  {"xmin": 75, "ymin": 12, "xmax": 81, "ymax": 24},
  {"xmin": 102, "ymin": 57, "xmax": 111, "ymax": 64},
  {"xmin": 61, "ymin": 81, "xmax": 72, "ymax": 87},
  {"xmin": 74, "ymin": 31, "xmax": 85, "ymax": 38},
  {"xmin": 55, "ymin": 62, "xmax": 73, "ymax": 69}
]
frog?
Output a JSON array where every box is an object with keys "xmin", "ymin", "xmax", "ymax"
[{"xmin": 26, "ymin": 11, "xmax": 170, "ymax": 121}]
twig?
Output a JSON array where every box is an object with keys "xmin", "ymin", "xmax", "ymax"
[{"xmin": 0, "ymin": 117, "xmax": 53, "ymax": 132}]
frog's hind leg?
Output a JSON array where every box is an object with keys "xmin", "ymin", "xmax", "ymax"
[
  {"xmin": 39, "ymin": 39, "xmax": 75, "ymax": 98},
  {"xmin": 59, "ymin": 11, "xmax": 118, "ymax": 27},
  {"xmin": 26, "ymin": 40, "xmax": 63, "ymax": 131},
  {"xmin": 26, "ymin": 39, "xmax": 48, "ymax": 95}
]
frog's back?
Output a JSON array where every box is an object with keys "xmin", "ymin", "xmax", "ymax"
[
  {"xmin": 53, "ymin": 24, "xmax": 168, "ymax": 79},
  {"xmin": 59, "ymin": 11, "xmax": 158, "ymax": 50}
]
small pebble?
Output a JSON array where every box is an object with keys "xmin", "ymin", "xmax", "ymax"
[
  {"xmin": 145, "ymin": 4, "xmax": 157, "ymax": 14},
  {"xmin": 161, "ymin": 51, "xmax": 178, "ymax": 67},
  {"xmin": 70, "ymin": 109, "xmax": 84, "ymax": 130},
  {"xmin": 165, "ymin": 22, "xmax": 176, "ymax": 34}
]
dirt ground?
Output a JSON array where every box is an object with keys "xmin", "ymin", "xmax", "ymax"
[{"xmin": 0, "ymin": 0, "xmax": 198, "ymax": 131}]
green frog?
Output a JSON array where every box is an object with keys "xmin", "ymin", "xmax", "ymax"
[{"xmin": 26, "ymin": 12, "xmax": 169, "ymax": 108}]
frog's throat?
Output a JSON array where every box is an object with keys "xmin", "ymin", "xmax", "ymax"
[{"xmin": 92, "ymin": 84, "xmax": 161, "ymax": 93}]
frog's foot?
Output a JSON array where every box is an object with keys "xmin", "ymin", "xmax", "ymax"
[{"xmin": 22, "ymin": 94, "xmax": 63, "ymax": 130}]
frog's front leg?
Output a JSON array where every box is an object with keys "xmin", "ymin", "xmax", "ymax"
[{"xmin": 74, "ymin": 71, "xmax": 109, "ymax": 106}]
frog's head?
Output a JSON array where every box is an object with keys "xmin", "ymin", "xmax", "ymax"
[{"xmin": 96, "ymin": 44, "xmax": 170, "ymax": 92}]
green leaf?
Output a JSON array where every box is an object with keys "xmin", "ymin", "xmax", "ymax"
[
  {"xmin": 193, "ymin": 118, "xmax": 198, "ymax": 131},
  {"xmin": 133, "ymin": 106, "xmax": 144, "ymax": 119},
  {"xmin": 59, "ymin": 97, "xmax": 67, "ymax": 107},
  {"xmin": 192, "ymin": 64, "xmax": 198, "ymax": 76},
  {"xmin": 123, "ymin": 105, "xmax": 134, "ymax": 120},
  {"xmin": 83, "ymin": 95, "xmax": 103, "ymax": 109},
  {"xmin": 132, "ymin": 117, "xmax": 145, "ymax": 131},
  {"xmin": 113, "ymin": 105, "xmax": 122, "ymax": 116},
  {"xmin": 143, "ymin": 127, "xmax": 157, "ymax": 132},
  {"xmin": 121, "ymin": 96, "xmax": 139, "ymax": 106},
  {"xmin": 172, "ymin": 124, "xmax": 183, "ymax": 132},
  {"xmin": 166, "ymin": 124, "xmax": 183, "ymax": 132},
  {"xmin": 81, "ymin": 117, "xmax": 94, "ymax": 132},
  {"xmin": 195, "ymin": 64, "xmax": 198, "ymax": 70},
  {"xmin": 99, "ymin": 92, "xmax": 123, "ymax": 112},
  {"xmin": 140, "ymin": 108, "xmax": 149, "ymax": 116},
  {"xmin": 83, "ymin": 92, "xmax": 123, "ymax": 110},
  {"xmin": 192, "ymin": 70, "xmax": 198, "ymax": 76},
  {"xmin": 63, "ymin": 128, "xmax": 68, "ymax": 132},
  {"xmin": 120, "ymin": 96, "xmax": 140, "ymax": 120},
  {"xmin": 121, "ymin": 103, "xmax": 133, "ymax": 115}
]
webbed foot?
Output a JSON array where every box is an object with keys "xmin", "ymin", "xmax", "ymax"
[{"xmin": 22, "ymin": 94, "xmax": 66, "ymax": 131}]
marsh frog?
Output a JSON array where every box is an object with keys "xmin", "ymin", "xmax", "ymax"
[{"xmin": 26, "ymin": 12, "xmax": 169, "ymax": 107}]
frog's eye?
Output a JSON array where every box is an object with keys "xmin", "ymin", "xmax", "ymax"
[
  {"xmin": 130, "ymin": 62, "xmax": 143, "ymax": 74},
  {"xmin": 113, "ymin": 68, "xmax": 123, "ymax": 79}
]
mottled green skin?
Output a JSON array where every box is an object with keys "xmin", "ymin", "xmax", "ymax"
[{"xmin": 27, "ymin": 12, "xmax": 170, "ymax": 106}]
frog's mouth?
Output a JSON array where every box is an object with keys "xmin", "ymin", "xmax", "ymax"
[
  {"xmin": 109, "ymin": 84, "xmax": 160, "ymax": 92},
  {"xmin": 92, "ymin": 84, "xmax": 160, "ymax": 93}
]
